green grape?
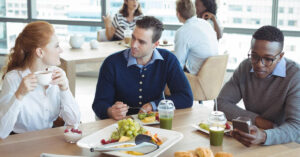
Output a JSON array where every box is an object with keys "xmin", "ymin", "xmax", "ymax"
[
  {"xmin": 126, "ymin": 130, "xmax": 133, "ymax": 136},
  {"xmin": 111, "ymin": 118, "xmax": 147, "ymax": 140},
  {"xmin": 130, "ymin": 126, "xmax": 135, "ymax": 131},
  {"xmin": 124, "ymin": 125, "xmax": 129, "ymax": 130}
]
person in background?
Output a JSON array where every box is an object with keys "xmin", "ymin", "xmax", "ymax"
[
  {"xmin": 218, "ymin": 25, "xmax": 300, "ymax": 146},
  {"xmin": 0, "ymin": 21, "xmax": 81, "ymax": 139},
  {"xmin": 174, "ymin": 0, "xmax": 218, "ymax": 75},
  {"xmin": 103, "ymin": 0, "xmax": 143, "ymax": 41},
  {"xmin": 195, "ymin": 0, "xmax": 223, "ymax": 40},
  {"xmin": 92, "ymin": 16, "xmax": 193, "ymax": 120}
]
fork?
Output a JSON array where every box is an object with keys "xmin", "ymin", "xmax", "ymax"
[{"xmin": 128, "ymin": 106, "xmax": 147, "ymax": 113}]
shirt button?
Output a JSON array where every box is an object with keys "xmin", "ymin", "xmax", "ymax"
[
  {"xmin": 139, "ymin": 95, "xmax": 142, "ymax": 99},
  {"xmin": 139, "ymin": 102, "xmax": 142, "ymax": 104},
  {"xmin": 139, "ymin": 81, "xmax": 143, "ymax": 85},
  {"xmin": 139, "ymin": 88, "xmax": 142, "ymax": 92},
  {"xmin": 141, "ymin": 75, "xmax": 145, "ymax": 78},
  {"xmin": 144, "ymin": 68, "xmax": 147, "ymax": 71}
]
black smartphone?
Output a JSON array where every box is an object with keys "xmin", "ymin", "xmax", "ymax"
[{"xmin": 232, "ymin": 119, "xmax": 250, "ymax": 134}]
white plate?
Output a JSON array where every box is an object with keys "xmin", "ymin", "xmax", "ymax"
[
  {"xmin": 77, "ymin": 124, "xmax": 183, "ymax": 157},
  {"xmin": 131, "ymin": 114, "xmax": 160, "ymax": 125},
  {"xmin": 191, "ymin": 123, "xmax": 232, "ymax": 134}
]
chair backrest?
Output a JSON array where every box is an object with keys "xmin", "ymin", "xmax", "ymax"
[{"xmin": 185, "ymin": 54, "xmax": 229, "ymax": 101}]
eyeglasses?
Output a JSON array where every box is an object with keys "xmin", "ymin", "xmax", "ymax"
[{"xmin": 248, "ymin": 50, "xmax": 282, "ymax": 67}]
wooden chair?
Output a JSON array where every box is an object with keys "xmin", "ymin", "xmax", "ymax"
[
  {"xmin": 164, "ymin": 55, "xmax": 228, "ymax": 101},
  {"xmin": 185, "ymin": 54, "xmax": 229, "ymax": 101}
]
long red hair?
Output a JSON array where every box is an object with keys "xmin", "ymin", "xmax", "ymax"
[{"xmin": 2, "ymin": 21, "xmax": 54, "ymax": 79}]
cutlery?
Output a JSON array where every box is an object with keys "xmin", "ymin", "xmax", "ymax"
[{"xmin": 90, "ymin": 134, "xmax": 159, "ymax": 154}]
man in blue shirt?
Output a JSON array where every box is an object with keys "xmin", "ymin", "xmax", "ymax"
[{"xmin": 92, "ymin": 16, "xmax": 193, "ymax": 120}]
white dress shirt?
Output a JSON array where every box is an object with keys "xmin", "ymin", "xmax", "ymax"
[
  {"xmin": 174, "ymin": 16, "xmax": 218, "ymax": 75},
  {"xmin": 0, "ymin": 67, "xmax": 80, "ymax": 139}
]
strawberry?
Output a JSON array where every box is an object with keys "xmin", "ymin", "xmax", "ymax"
[
  {"xmin": 101, "ymin": 139, "xmax": 106, "ymax": 144},
  {"xmin": 71, "ymin": 128, "xmax": 75, "ymax": 132},
  {"xmin": 78, "ymin": 130, "xmax": 82, "ymax": 134},
  {"xmin": 64, "ymin": 129, "xmax": 69, "ymax": 133},
  {"xmin": 225, "ymin": 123, "xmax": 231, "ymax": 130}
]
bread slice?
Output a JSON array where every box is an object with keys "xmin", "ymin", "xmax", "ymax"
[
  {"xmin": 195, "ymin": 147, "xmax": 214, "ymax": 157},
  {"xmin": 174, "ymin": 151, "xmax": 194, "ymax": 157},
  {"xmin": 215, "ymin": 152, "xmax": 233, "ymax": 157}
]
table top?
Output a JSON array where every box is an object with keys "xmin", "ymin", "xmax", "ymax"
[
  {"xmin": 60, "ymin": 41, "xmax": 174, "ymax": 62},
  {"xmin": 1, "ymin": 104, "xmax": 299, "ymax": 157}
]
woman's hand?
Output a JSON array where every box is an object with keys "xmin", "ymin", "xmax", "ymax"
[
  {"xmin": 51, "ymin": 69, "xmax": 68, "ymax": 91},
  {"xmin": 15, "ymin": 74, "xmax": 38, "ymax": 100},
  {"xmin": 103, "ymin": 14, "xmax": 112, "ymax": 27},
  {"xmin": 202, "ymin": 12, "xmax": 216, "ymax": 20}
]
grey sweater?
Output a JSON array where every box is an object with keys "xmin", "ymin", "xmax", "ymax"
[{"xmin": 218, "ymin": 58, "xmax": 300, "ymax": 145}]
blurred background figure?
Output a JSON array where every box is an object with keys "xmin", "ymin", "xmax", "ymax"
[
  {"xmin": 175, "ymin": 0, "xmax": 218, "ymax": 75},
  {"xmin": 103, "ymin": 0, "xmax": 143, "ymax": 41},
  {"xmin": 195, "ymin": 0, "xmax": 223, "ymax": 40}
]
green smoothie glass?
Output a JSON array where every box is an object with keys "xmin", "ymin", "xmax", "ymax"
[
  {"xmin": 158, "ymin": 99, "xmax": 175, "ymax": 130},
  {"xmin": 208, "ymin": 111, "xmax": 227, "ymax": 146}
]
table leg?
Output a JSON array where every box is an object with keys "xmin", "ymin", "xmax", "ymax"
[{"xmin": 60, "ymin": 59, "xmax": 76, "ymax": 96}]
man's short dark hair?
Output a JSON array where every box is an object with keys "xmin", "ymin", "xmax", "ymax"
[
  {"xmin": 253, "ymin": 25, "xmax": 284, "ymax": 51},
  {"xmin": 135, "ymin": 16, "xmax": 164, "ymax": 43}
]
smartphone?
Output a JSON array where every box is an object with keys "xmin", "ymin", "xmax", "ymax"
[{"xmin": 232, "ymin": 119, "xmax": 250, "ymax": 134}]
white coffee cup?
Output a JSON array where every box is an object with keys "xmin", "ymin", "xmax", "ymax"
[
  {"xmin": 90, "ymin": 40, "xmax": 98, "ymax": 49},
  {"xmin": 35, "ymin": 71, "xmax": 52, "ymax": 86},
  {"xmin": 69, "ymin": 34, "xmax": 84, "ymax": 49}
]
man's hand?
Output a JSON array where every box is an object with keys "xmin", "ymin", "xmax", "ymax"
[
  {"xmin": 139, "ymin": 103, "xmax": 153, "ymax": 113},
  {"xmin": 108, "ymin": 101, "xmax": 128, "ymax": 120},
  {"xmin": 255, "ymin": 116, "xmax": 274, "ymax": 130},
  {"xmin": 231, "ymin": 125, "xmax": 267, "ymax": 147}
]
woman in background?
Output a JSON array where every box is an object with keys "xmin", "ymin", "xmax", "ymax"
[
  {"xmin": 103, "ymin": 0, "xmax": 143, "ymax": 41},
  {"xmin": 195, "ymin": 0, "xmax": 223, "ymax": 40},
  {"xmin": 0, "ymin": 21, "xmax": 80, "ymax": 139}
]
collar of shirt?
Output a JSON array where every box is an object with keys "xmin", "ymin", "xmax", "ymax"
[
  {"xmin": 185, "ymin": 16, "xmax": 197, "ymax": 24},
  {"xmin": 250, "ymin": 57, "xmax": 286, "ymax": 77},
  {"xmin": 124, "ymin": 48, "xmax": 164, "ymax": 69},
  {"xmin": 20, "ymin": 68, "xmax": 32, "ymax": 77}
]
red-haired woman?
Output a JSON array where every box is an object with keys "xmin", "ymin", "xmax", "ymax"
[
  {"xmin": 0, "ymin": 21, "xmax": 80, "ymax": 139},
  {"xmin": 103, "ymin": 0, "xmax": 143, "ymax": 41}
]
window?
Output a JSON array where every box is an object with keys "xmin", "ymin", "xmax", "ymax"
[
  {"xmin": 288, "ymin": 7, "xmax": 293, "ymax": 14},
  {"xmin": 219, "ymin": 33, "xmax": 252, "ymax": 69},
  {"xmin": 284, "ymin": 37, "xmax": 300, "ymax": 64},
  {"xmin": 279, "ymin": 7, "xmax": 284, "ymax": 13},
  {"xmin": 219, "ymin": 0, "xmax": 272, "ymax": 28},
  {"xmin": 288, "ymin": 20, "xmax": 296, "ymax": 26},
  {"xmin": 1, "ymin": 0, "xmax": 27, "ymax": 18},
  {"xmin": 33, "ymin": 0, "xmax": 101, "ymax": 21},
  {"xmin": 233, "ymin": 18, "xmax": 242, "ymax": 24},
  {"xmin": 228, "ymin": 5, "xmax": 243, "ymax": 11},
  {"xmin": 278, "ymin": 0, "xmax": 300, "ymax": 31},
  {"xmin": 278, "ymin": 19, "xmax": 284, "ymax": 26},
  {"xmin": 247, "ymin": 6, "xmax": 252, "ymax": 12},
  {"xmin": 0, "ymin": 0, "xmax": 300, "ymax": 66}
]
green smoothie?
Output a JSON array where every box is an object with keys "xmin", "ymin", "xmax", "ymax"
[
  {"xmin": 159, "ymin": 117, "xmax": 173, "ymax": 130},
  {"xmin": 209, "ymin": 127, "xmax": 224, "ymax": 146}
]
